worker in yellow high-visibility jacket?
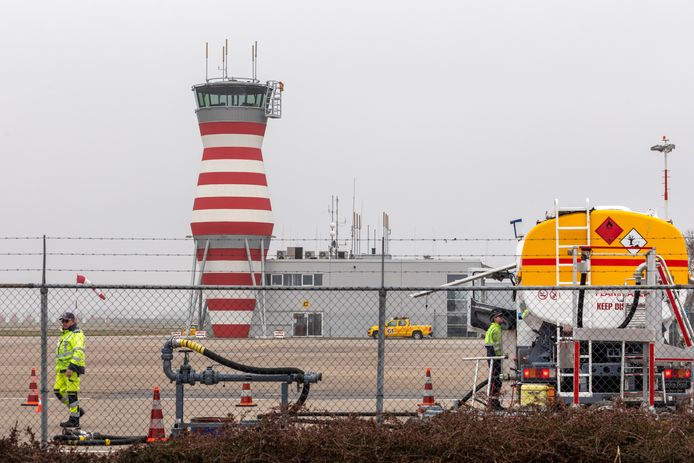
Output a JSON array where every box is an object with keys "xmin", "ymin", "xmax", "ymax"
[
  {"xmin": 54, "ymin": 312, "xmax": 86, "ymax": 428},
  {"xmin": 484, "ymin": 310, "xmax": 504, "ymax": 410}
]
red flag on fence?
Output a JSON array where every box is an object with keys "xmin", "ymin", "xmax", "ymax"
[{"xmin": 76, "ymin": 274, "xmax": 106, "ymax": 300}]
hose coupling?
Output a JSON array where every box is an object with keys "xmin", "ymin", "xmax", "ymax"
[{"xmin": 303, "ymin": 372, "xmax": 322, "ymax": 384}]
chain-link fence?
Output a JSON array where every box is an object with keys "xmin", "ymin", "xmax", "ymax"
[{"xmin": 4, "ymin": 283, "xmax": 694, "ymax": 443}]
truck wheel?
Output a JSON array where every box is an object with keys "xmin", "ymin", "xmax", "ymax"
[
  {"xmin": 412, "ymin": 331, "xmax": 423, "ymax": 340},
  {"xmin": 371, "ymin": 331, "xmax": 378, "ymax": 339}
]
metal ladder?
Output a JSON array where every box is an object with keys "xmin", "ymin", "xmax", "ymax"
[
  {"xmin": 554, "ymin": 198, "xmax": 591, "ymax": 286},
  {"xmin": 264, "ymin": 81, "xmax": 282, "ymax": 118},
  {"xmin": 620, "ymin": 344, "xmax": 646, "ymax": 401},
  {"xmin": 556, "ymin": 336, "xmax": 593, "ymax": 398}
]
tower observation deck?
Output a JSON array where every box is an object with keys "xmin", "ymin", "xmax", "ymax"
[{"xmin": 190, "ymin": 77, "xmax": 283, "ymax": 337}]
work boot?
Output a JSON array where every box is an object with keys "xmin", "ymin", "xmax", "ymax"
[{"xmin": 60, "ymin": 417, "xmax": 80, "ymax": 428}]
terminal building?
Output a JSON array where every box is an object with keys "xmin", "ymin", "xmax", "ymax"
[{"xmin": 218, "ymin": 248, "xmax": 514, "ymax": 339}]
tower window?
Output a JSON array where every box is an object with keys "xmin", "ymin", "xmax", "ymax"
[{"xmin": 195, "ymin": 85, "xmax": 267, "ymax": 109}]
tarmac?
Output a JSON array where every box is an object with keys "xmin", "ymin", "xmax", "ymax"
[{"xmin": 6, "ymin": 335, "xmax": 493, "ymax": 439}]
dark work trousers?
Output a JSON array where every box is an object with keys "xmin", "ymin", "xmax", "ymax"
[{"xmin": 485, "ymin": 345, "xmax": 502, "ymax": 397}]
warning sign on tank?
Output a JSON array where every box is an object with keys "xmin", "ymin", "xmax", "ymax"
[
  {"xmin": 620, "ymin": 228, "xmax": 647, "ymax": 255},
  {"xmin": 595, "ymin": 217, "xmax": 623, "ymax": 244}
]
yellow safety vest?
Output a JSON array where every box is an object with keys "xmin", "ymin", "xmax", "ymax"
[
  {"xmin": 484, "ymin": 322, "xmax": 502, "ymax": 356},
  {"xmin": 56, "ymin": 328, "xmax": 86, "ymax": 374}
]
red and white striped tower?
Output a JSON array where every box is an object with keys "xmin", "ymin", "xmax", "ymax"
[{"xmin": 191, "ymin": 75, "xmax": 283, "ymax": 338}]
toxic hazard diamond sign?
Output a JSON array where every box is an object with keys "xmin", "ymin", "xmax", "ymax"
[
  {"xmin": 595, "ymin": 217, "xmax": 623, "ymax": 244},
  {"xmin": 620, "ymin": 228, "xmax": 647, "ymax": 256}
]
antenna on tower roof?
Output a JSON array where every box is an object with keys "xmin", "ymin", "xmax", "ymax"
[
  {"xmin": 221, "ymin": 44, "xmax": 225, "ymax": 79},
  {"xmin": 252, "ymin": 41, "xmax": 258, "ymax": 81},
  {"xmin": 205, "ymin": 42, "xmax": 209, "ymax": 82},
  {"xmin": 225, "ymin": 38, "xmax": 229, "ymax": 79}
]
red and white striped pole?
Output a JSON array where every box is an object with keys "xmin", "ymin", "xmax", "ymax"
[{"xmin": 649, "ymin": 136, "xmax": 675, "ymax": 221}]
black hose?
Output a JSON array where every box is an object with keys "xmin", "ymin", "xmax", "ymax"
[
  {"xmin": 201, "ymin": 347, "xmax": 305, "ymax": 378},
  {"xmin": 617, "ymin": 282, "xmax": 641, "ymax": 329},
  {"xmin": 203, "ymin": 347, "xmax": 311, "ymax": 409},
  {"xmin": 576, "ymin": 272, "xmax": 587, "ymax": 328},
  {"xmin": 297, "ymin": 382, "xmax": 310, "ymax": 406},
  {"xmin": 170, "ymin": 340, "xmax": 312, "ymax": 408},
  {"xmin": 458, "ymin": 379, "xmax": 489, "ymax": 406},
  {"xmin": 53, "ymin": 434, "xmax": 147, "ymax": 446}
]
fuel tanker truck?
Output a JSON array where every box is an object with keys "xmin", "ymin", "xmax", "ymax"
[{"xmin": 469, "ymin": 201, "xmax": 693, "ymax": 407}]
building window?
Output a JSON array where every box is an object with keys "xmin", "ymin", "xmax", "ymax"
[{"xmin": 267, "ymin": 273, "xmax": 323, "ymax": 287}]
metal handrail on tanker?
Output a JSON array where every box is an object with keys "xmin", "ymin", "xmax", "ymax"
[
  {"xmin": 456, "ymin": 355, "xmax": 507, "ymax": 408},
  {"xmin": 655, "ymin": 255, "xmax": 694, "ymax": 346}
]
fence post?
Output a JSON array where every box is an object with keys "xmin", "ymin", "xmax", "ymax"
[
  {"xmin": 376, "ymin": 237, "xmax": 386, "ymax": 424},
  {"xmin": 40, "ymin": 235, "xmax": 48, "ymax": 446}
]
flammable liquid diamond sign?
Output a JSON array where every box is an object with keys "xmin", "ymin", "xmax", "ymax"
[{"xmin": 595, "ymin": 217, "xmax": 624, "ymax": 245}]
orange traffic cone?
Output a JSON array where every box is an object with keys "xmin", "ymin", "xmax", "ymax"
[
  {"xmin": 418, "ymin": 368, "xmax": 436, "ymax": 406},
  {"xmin": 235, "ymin": 383, "xmax": 257, "ymax": 407},
  {"xmin": 147, "ymin": 386, "xmax": 167, "ymax": 442},
  {"xmin": 35, "ymin": 397, "xmax": 42, "ymax": 413},
  {"xmin": 21, "ymin": 368, "xmax": 40, "ymax": 407}
]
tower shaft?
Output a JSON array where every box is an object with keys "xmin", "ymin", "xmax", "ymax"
[{"xmin": 191, "ymin": 82, "xmax": 278, "ymax": 337}]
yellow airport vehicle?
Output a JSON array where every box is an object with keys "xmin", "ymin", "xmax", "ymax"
[{"xmin": 367, "ymin": 317, "xmax": 433, "ymax": 339}]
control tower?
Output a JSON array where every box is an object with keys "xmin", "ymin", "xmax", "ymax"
[{"xmin": 190, "ymin": 72, "xmax": 283, "ymax": 338}]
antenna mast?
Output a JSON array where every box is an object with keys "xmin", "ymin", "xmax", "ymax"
[
  {"xmin": 205, "ymin": 42, "xmax": 209, "ymax": 82},
  {"xmin": 382, "ymin": 212, "xmax": 390, "ymax": 255},
  {"xmin": 359, "ymin": 200, "xmax": 363, "ymax": 256},
  {"xmin": 329, "ymin": 196, "xmax": 336, "ymax": 259},
  {"xmin": 351, "ymin": 179, "xmax": 356, "ymax": 257},
  {"xmin": 225, "ymin": 38, "xmax": 229, "ymax": 79},
  {"xmin": 251, "ymin": 41, "xmax": 259, "ymax": 81},
  {"xmin": 221, "ymin": 45, "xmax": 225, "ymax": 80}
]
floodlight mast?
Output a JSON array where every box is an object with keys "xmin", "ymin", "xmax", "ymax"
[{"xmin": 649, "ymin": 136, "xmax": 675, "ymax": 222}]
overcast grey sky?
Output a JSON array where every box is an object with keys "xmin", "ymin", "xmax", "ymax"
[{"xmin": 1, "ymin": 1, "xmax": 693, "ymax": 282}]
